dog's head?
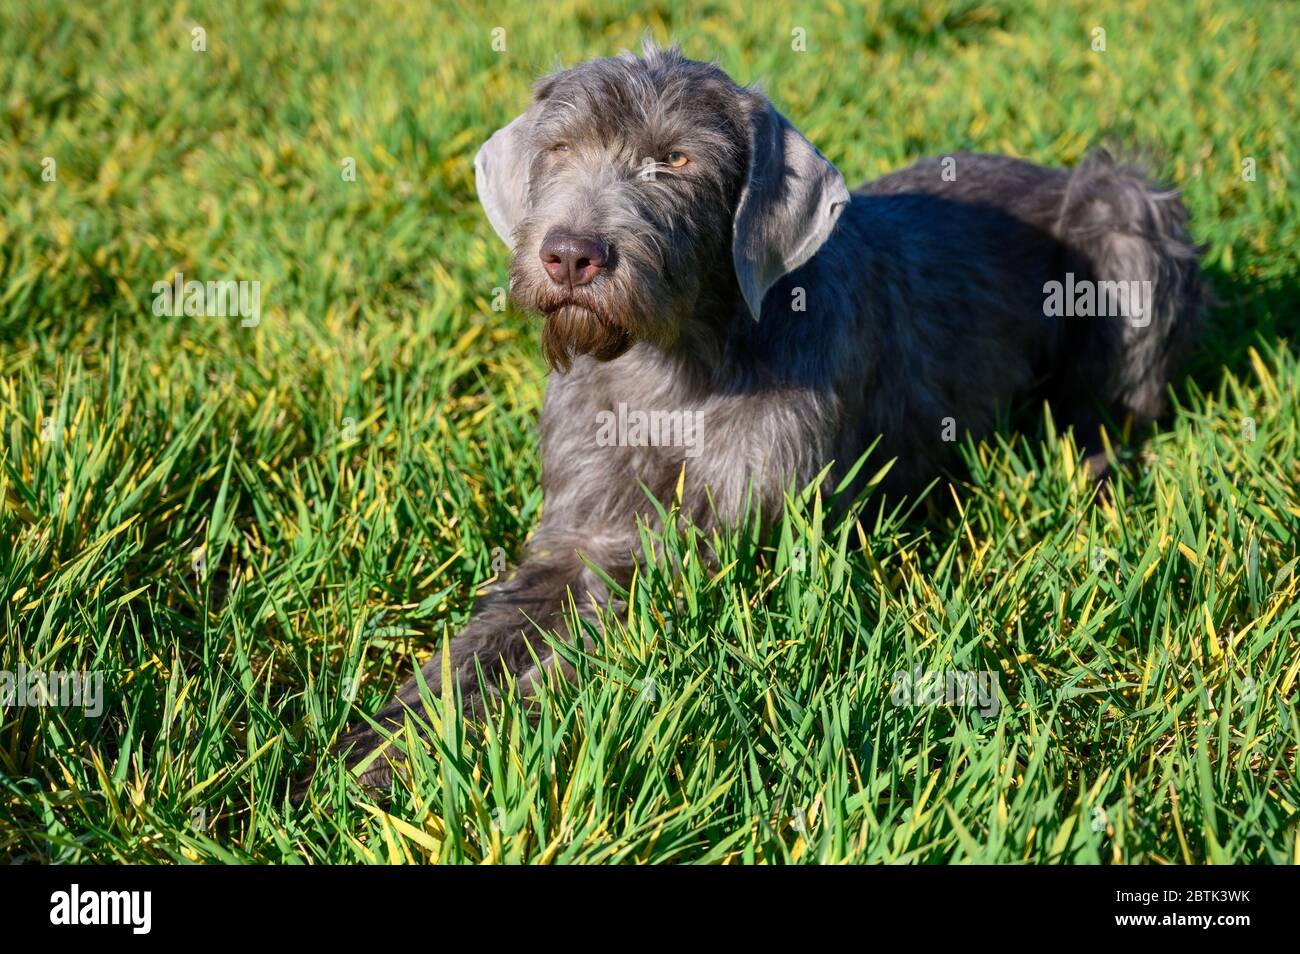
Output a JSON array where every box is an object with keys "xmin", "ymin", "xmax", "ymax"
[{"xmin": 475, "ymin": 43, "xmax": 849, "ymax": 371}]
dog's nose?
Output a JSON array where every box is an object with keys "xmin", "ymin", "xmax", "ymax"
[{"xmin": 540, "ymin": 232, "xmax": 608, "ymax": 287}]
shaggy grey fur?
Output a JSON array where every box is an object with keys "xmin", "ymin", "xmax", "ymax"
[{"xmin": 331, "ymin": 43, "xmax": 1202, "ymax": 789}]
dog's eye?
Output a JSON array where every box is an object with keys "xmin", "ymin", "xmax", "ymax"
[
  {"xmin": 665, "ymin": 151, "xmax": 689, "ymax": 168},
  {"xmin": 549, "ymin": 142, "xmax": 570, "ymax": 153}
]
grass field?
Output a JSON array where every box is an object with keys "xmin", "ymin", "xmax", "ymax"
[{"xmin": 1, "ymin": 0, "xmax": 1298, "ymax": 863}]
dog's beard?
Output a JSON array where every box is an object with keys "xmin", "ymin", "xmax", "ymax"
[
  {"xmin": 540, "ymin": 302, "xmax": 633, "ymax": 372},
  {"xmin": 511, "ymin": 248, "xmax": 659, "ymax": 372}
]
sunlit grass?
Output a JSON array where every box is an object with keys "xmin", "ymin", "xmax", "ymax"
[{"xmin": 0, "ymin": 0, "xmax": 1297, "ymax": 863}]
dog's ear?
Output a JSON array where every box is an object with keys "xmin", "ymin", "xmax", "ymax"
[
  {"xmin": 732, "ymin": 97, "xmax": 850, "ymax": 319},
  {"xmin": 474, "ymin": 111, "xmax": 532, "ymax": 248}
]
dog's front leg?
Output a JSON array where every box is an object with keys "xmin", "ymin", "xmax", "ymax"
[{"xmin": 335, "ymin": 528, "xmax": 629, "ymax": 789}]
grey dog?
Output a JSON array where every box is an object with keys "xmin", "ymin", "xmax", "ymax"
[{"xmin": 332, "ymin": 43, "xmax": 1202, "ymax": 788}]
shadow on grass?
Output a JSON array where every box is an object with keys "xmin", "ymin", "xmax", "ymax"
[{"xmin": 1181, "ymin": 260, "xmax": 1300, "ymax": 392}]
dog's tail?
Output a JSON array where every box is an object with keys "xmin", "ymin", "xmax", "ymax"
[{"xmin": 1051, "ymin": 150, "xmax": 1204, "ymax": 427}]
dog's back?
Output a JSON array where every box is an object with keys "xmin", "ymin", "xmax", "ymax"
[{"xmin": 827, "ymin": 150, "xmax": 1203, "ymax": 488}]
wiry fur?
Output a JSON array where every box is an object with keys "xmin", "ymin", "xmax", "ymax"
[{"xmin": 324, "ymin": 45, "xmax": 1203, "ymax": 792}]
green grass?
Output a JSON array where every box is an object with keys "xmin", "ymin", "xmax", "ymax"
[{"xmin": 1, "ymin": 0, "xmax": 1298, "ymax": 863}]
